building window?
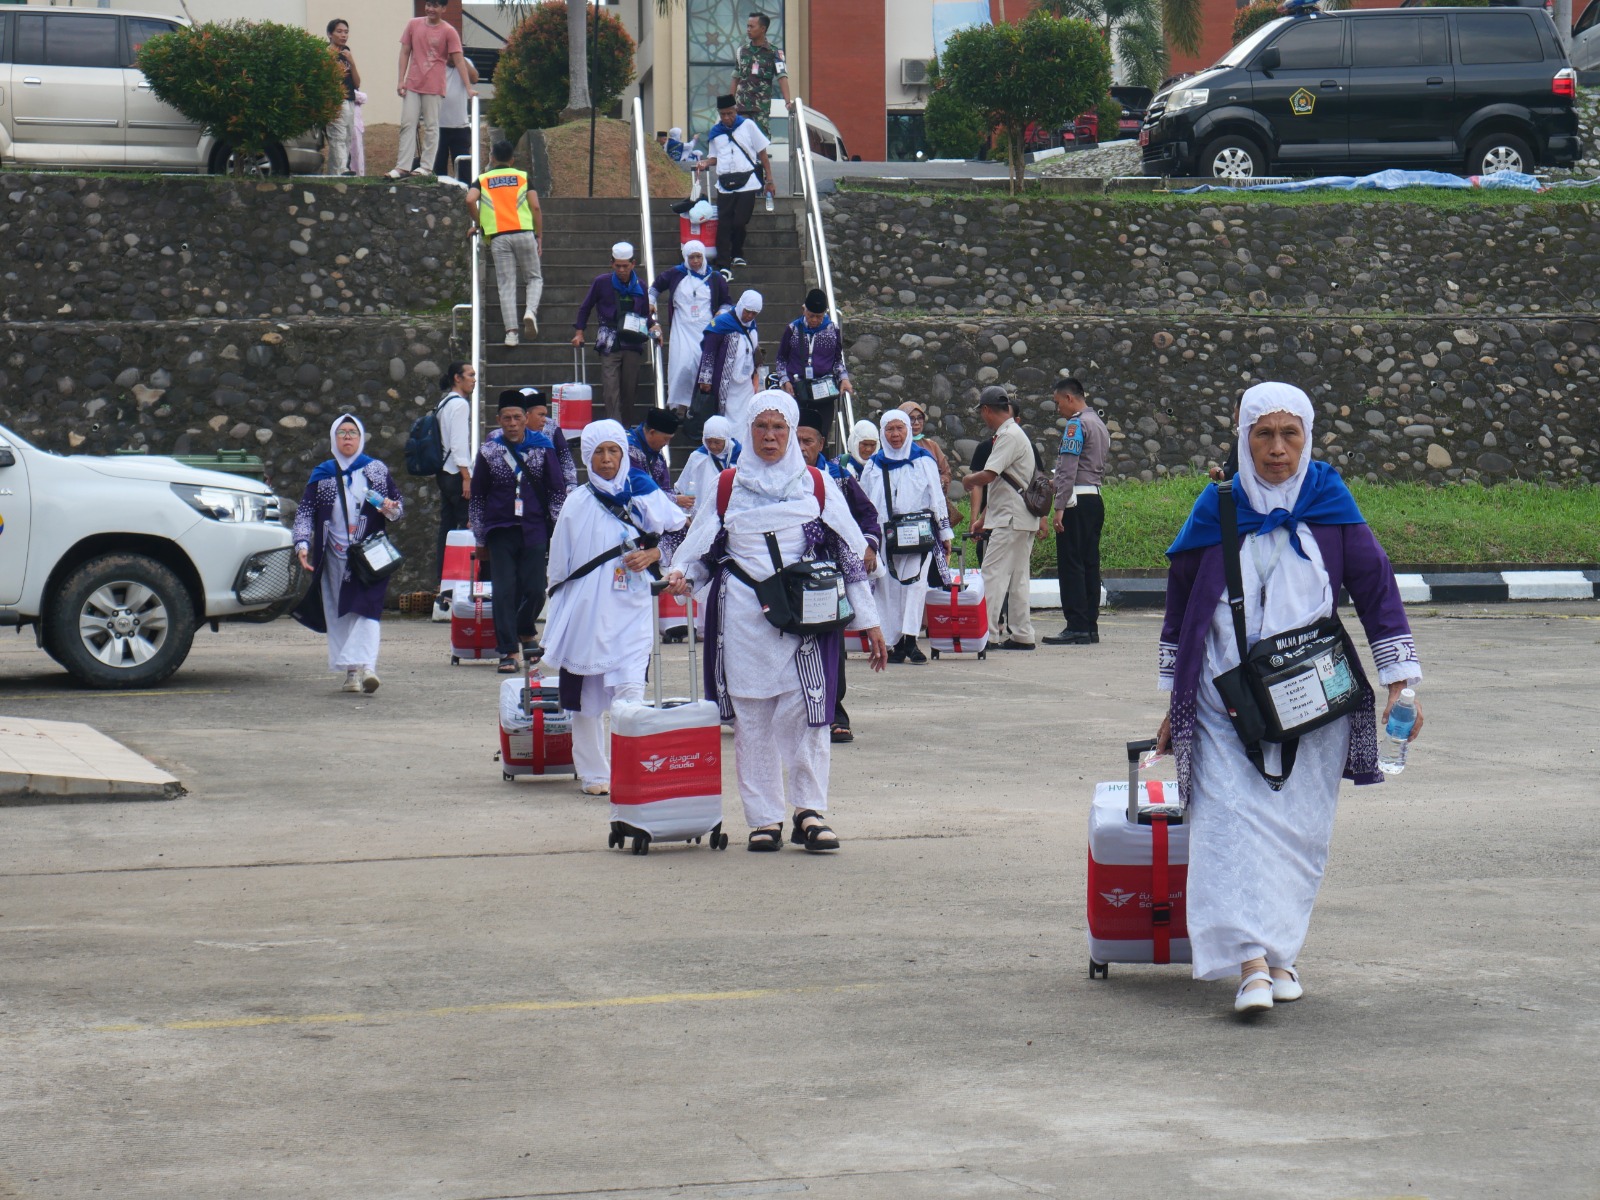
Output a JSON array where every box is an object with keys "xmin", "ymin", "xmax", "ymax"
[
  {"xmin": 886, "ymin": 112, "xmax": 928, "ymax": 162},
  {"xmin": 686, "ymin": 0, "xmax": 785, "ymax": 141}
]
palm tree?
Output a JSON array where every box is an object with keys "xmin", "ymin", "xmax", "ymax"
[{"xmin": 1037, "ymin": 0, "xmax": 1170, "ymax": 90}]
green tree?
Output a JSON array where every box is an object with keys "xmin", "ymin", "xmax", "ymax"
[
  {"xmin": 1231, "ymin": 1, "xmax": 1279, "ymax": 44},
  {"xmin": 1037, "ymin": 0, "xmax": 1168, "ymax": 92},
  {"xmin": 923, "ymin": 58, "xmax": 989, "ymax": 160},
  {"xmin": 942, "ymin": 12, "xmax": 1112, "ymax": 192},
  {"xmin": 135, "ymin": 20, "xmax": 343, "ymax": 175},
  {"xmin": 490, "ymin": 1, "xmax": 636, "ymax": 139}
]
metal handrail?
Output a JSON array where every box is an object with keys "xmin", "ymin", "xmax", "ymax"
[
  {"xmin": 467, "ymin": 94, "xmax": 483, "ymax": 454},
  {"xmin": 791, "ymin": 99, "xmax": 853, "ymax": 447},
  {"xmin": 631, "ymin": 96, "xmax": 667, "ymax": 411}
]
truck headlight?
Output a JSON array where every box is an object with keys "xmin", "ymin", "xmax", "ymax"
[
  {"xmin": 1165, "ymin": 88, "xmax": 1209, "ymax": 114},
  {"xmin": 172, "ymin": 484, "xmax": 278, "ymax": 523}
]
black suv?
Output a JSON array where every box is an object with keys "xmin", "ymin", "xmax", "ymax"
[{"xmin": 1140, "ymin": 6, "xmax": 1580, "ymax": 178}]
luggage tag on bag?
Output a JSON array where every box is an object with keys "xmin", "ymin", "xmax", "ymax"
[
  {"xmin": 622, "ymin": 312, "xmax": 649, "ymax": 337},
  {"xmin": 810, "ymin": 376, "xmax": 840, "ymax": 399}
]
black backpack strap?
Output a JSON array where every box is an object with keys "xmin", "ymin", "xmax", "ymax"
[{"xmin": 547, "ymin": 543, "xmax": 625, "ymax": 595}]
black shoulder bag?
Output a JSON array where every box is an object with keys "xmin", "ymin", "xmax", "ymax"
[
  {"xmin": 1212, "ymin": 481, "xmax": 1367, "ymax": 791},
  {"xmin": 728, "ymin": 534, "xmax": 853, "ymax": 636},
  {"xmin": 716, "ymin": 126, "xmax": 764, "ymax": 192},
  {"xmin": 336, "ymin": 471, "xmax": 404, "ymax": 587},
  {"xmin": 881, "ymin": 463, "xmax": 936, "ymax": 582}
]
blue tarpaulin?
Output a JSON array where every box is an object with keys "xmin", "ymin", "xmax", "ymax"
[{"xmin": 1176, "ymin": 169, "xmax": 1549, "ymax": 193}]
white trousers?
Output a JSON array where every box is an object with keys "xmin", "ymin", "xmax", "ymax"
[
  {"xmin": 982, "ymin": 526, "xmax": 1036, "ymax": 644},
  {"xmin": 731, "ymin": 690, "xmax": 830, "ymax": 829},
  {"xmin": 571, "ymin": 676, "xmax": 644, "ymax": 788},
  {"xmin": 395, "ymin": 91, "xmax": 441, "ymax": 173},
  {"xmin": 320, "ymin": 557, "xmax": 380, "ymax": 672},
  {"xmin": 326, "ymin": 100, "xmax": 354, "ymax": 174},
  {"xmin": 490, "ymin": 232, "xmax": 543, "ymax": 333},
  {"xmin": 875, "ymin": 557, "xmax": 930, "ymax": 643}
]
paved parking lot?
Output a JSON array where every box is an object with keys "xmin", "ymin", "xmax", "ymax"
[{"xmin": 0, "ymin": 605, "xmax": 1596, "ymax": 1199}]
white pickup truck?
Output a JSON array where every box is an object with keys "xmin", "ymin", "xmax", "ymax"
[{"xmin": 0, "ymin": 422, "xmax": 301, "ymax": 688}]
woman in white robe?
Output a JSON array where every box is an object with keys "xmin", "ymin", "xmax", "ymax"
[
  {"xmin": 650, "ymin": 240, "xmax": 728, "ymax": 414},
  {"xmin": 840, "ymin": 419, "xmax": 878, "ymax": 479},
  {"xmin": 858, "ymin": 410, "xmax": 952, "ymax": 664},
  {"xmin": 1156, "ymin": 383, "xmax": 1425, "ymax": 1014},
  {"xmin": 695, "ymin": 290, "xmax": 762, "ymax": 435},
  {"xmin": 666, "ymin": 391, "xmax": 888, "ymax": 851},
  {"xmin": 674, "ymin": 414, "xmax": 741, "ymax": 508},
  {"xmin": 541, "ymin": 420, "xmax": 688, "ymax": 794}
]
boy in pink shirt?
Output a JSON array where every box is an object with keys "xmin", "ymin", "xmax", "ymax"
[{"xmin": 390, "ymin": 0, "xmax": 475, "ymax": 179}]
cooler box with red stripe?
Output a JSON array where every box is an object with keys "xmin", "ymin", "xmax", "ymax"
[
  {"xmin": 450, "ymin": 588, "xmax": 497, "ymax": 663},
  {"xmin": 435, "ymin": 529, "xmax": 478, "ymax": 623},
  {"xmin": 498, "ymin": 675, "xmax": 575, "ymax": 779},
  {"xmin": 1086, "ymin": 740, "xmax": 1190, "ymax": 976},
  {"xmin": 552, "ymin": 350, "xmax": 594, "ymax": 442},
  {"xmin": 679, "ymin": 213, "xmax": 718, "ymax": 256},
  {"xmin": 925, "ymin": 568, "xmax": 988, "ymax": 659},
  {"xmin": 608, "ymin": 700, "xmax": 725, "ymax": 852}
]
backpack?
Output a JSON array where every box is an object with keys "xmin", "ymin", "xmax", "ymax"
[
  {"xmin": 1000, "ymin": 441, "xmax": 1053, "ymax": 518},
  {"xmin": 404, "ymin": 394, "xmax": 457, "ymax": 477},
  {"xmin": 715, "ymin": 465, "xmax": 827, "ymax": 517}
]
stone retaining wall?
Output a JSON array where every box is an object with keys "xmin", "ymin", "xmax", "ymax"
[
  {"xmin": 0, "ymin": 174, "xmax": 468, "ymax": 323},
  {"xmin": 842, "ymin": 315, "xmax": 1598, "ymax": 485},
  {"xmin": 3, "ymin": 318, "xmax": 456, "ymax": 596},
  {"xmin": 825, "ymin": 191, "xmax": 1600, "ymax": 318}
]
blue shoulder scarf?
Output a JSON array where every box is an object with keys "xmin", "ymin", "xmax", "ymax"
[
  {"xmin": 690, "ymin": 437, "xmax": 742, "ymax": 471},
  {"xmin": 589, "ymin": 468, "xmax": 661, "ymax": 518},
  {"xmin": 870, "ymin": 444, "xmax": 934, "ymax": 473},
  {"xmin": 705, "ymin": 307, "xmax": 754, "ymax": 338},
  {"xmin": 489, "ymin": 427, "xmax": 554, "ymax": 453},
  {"xmin": 627, "ymin": 424, "xmax": 664, "ymax": 467},
  {"xmin": 1166, "ymin": 461, "xmax": 1366, "ymax": 560},
  {"xmin": 309, "ymin": 454, "xmax": 373, "ymax": 485}
]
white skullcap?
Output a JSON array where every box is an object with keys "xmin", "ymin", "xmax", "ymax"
[{"xmin": 611, "ymin": 241, "xmax": 635, "ymax": 261}]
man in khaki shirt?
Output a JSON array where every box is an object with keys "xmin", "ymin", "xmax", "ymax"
[{"xmin": 963, "ymin": 387, "xmax": 1047, "ymax": 649}]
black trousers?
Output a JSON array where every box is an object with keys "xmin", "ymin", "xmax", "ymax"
[
  {"xmin": 431, "ymin": 126, "xmax": 472, "ymax": 183},
  {"xmin": 485, "ymin": 526, "xmax": 548, "ymax": 655},
  {"xmin": 791, "ymin": 377, "xmax": 838, "ymax": 450},
  {"xmin": 435, "ymin": 470, "xmax": 470, "ymax": 581},
  {"xmin": 833, "ymin": 635, "xmax": 849, "ymax": 730},
  {"xmin": 716, "ymin": 189, "xmax": 757, "ymax": 262},
  {"xmin": 1055, "ymin": 493, "xmax": 1104, "ymax": 633}
]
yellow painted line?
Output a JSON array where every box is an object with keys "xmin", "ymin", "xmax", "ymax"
[{"xmin": 93, "ymin": 982, "xmax": 879, "ymax": 1035}]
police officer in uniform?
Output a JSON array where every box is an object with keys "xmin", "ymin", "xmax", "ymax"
[
  {"xmin": 465, "ymin": 139, "xmax": 543, "ymax": 347},
  {"xmin": 1043, "ymin": 377, "xmax": 1109, "ymax": 646}
]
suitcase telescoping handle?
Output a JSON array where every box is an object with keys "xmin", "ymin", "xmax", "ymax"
[
  {"xmin": 572, "ymin": 346, "xmax": 588, "ymax": 385},
  {"xmin": 649, "ymin": 578, "xmax": 700, "ymax": 707},
  {"xmin": 1125, "ymin": 738, "xmax": 1158, "ymax": 824}
]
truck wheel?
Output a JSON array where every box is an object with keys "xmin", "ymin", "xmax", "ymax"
[
  {"xmin": 1467, "ymin": 132, "xmax": 1532, "ymax": 177},
  {"xmin": 48, "ymin": 554, "xmax": 196, "ymax": 689},
  {"xmin": 1198, "ymin": 135, "xmax": 1266, "ymax": 180}
]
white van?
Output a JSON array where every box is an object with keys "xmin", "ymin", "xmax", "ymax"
[
  {"xmin": 764, "ymin": 99, "xmax": 850, "ymax": 164},
  {"xmin": 0, "ymin": 423, "xmax": 301, "ymax": 688},
  {"xmin": 0, "ymin": 7, "xmax": 322, "ymax": 175}
]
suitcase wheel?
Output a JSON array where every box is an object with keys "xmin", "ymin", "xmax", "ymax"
[
  {"xmin": 631, "ymin": 832, "xmax": 651, "ymax": 856},
  {"xmin": 607, "ymin": 823, "xmax": 625, "ymax": 850},
  {"xmin": 451, "ymin": 656, "xmax": 460, "ymax": 665},
  {"xmin": 502, "ymin": 772, "xmax": 513, "ymax": 782},
  {"xmin": 930, "ymin": 648, "xmax": 941, "ymax": 660},
  {"xmin": 1089, "ymin": 959, "xmax": 1109, "ymax": 980},
  {"xmin": 713, "ymin": 831, "xmax": 729, "ymax": 850},
  {"xmin": 977, "ymin": 649, "xmax": 987, "ymax": 661}
]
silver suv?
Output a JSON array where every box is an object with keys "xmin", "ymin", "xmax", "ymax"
[{"xmin": 0, "ymin": 7, "xmax": 322, "ymax": 175}]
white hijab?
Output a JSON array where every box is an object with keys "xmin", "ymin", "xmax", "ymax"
[
  {"xmin": 848, "ymin": 419, "xmax": 878, "ymax": 464},
  {"xmin": 736, "ymin": 289, "xmax": 763, "ymax": 318},
  {"xmin": 681, "ymin": 238, "xmax": 710, "ymax": 279},
  {"xmin": 702, "ymin": 414, "xmax": 733, "ymax": 448},
  {"xmin": 878, "ymin": 410, "xmax": 913, "ymax": 463},
  {"xmin": 734, "ymin": 390, "xmax": 807, "ymax": 502},
  {"xmin": 1235, "ymin": 381, "xmax": 1314, "ymax": 516},
  {"xmin": 327, "ymin": 414, "xmax": 369, "ymax": 541},
  {"xmin": 581, "ymin": 419, "xmax": 632, "ymax": 498}
]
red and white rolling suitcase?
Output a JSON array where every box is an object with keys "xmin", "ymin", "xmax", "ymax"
[
  {"xmin": 926, "ymin": 538, "xmax": 989, "ymax": 659},
  {"xmin": 1087, "ymin": 739, "xmax": 1190, "ymax": 978},
  {"xmin": 450, "ymin": 552, "xmax": 497, "ymax": 663},
  {"xmin": 656, "ymin": 588, "xmax": 693, "ymax": 645},
  {"xmin": 551, "ymin": 349, "xmax": 594, "ymax": 443},
  {"xmin": 607, "ymin": 581, "xmax": 727, "ymax": 856},
  {"xmin": 497, "ymin": 670, "xmax": 575, "ymax": 779}
]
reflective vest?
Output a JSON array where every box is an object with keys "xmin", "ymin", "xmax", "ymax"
[{"xmin": 476, "ymin": 167, "xmax": 535, "ymax": 236}]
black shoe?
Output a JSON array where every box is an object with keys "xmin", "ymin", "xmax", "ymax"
[
  {"xmin": 1042, "ymin": 629, "xmax": 1098, "ymax": 645},
  {"xmin": 905, "ymin": 639, "xmax": 928, "ymax": 664},
  {"xmin": 997, "ymin": 639, "xmax": 1037, "ymax": 651},
  {"xmin": 887, "ymin": 640, "xmax": 907, "ymax": 665}
]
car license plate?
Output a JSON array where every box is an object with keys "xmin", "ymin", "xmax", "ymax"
[{"xmin": 1139, "ymin": 129, "xmax": 1149, "ymax": 147}]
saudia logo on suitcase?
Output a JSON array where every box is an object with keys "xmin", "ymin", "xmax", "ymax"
[
  {"xmin": 1100, "ymin": 889, "xmax": 1137, "ymax": 908},
  {"xmin": 640, "ymin": 750, "xmax": 718, "ymax": 774}
]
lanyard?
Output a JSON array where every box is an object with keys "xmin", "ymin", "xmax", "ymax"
[{"xmin": 1248, "ymin": 529, "xmax": 1288, "ymax": 615}]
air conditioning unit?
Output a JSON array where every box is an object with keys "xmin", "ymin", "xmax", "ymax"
[{"xmin": 900, "ymin": 58, "xmax": 932, "ymax": 87}]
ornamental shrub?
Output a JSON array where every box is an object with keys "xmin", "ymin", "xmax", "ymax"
[
  {"xmin": 1232, "ymin": 2, "xmax": 1280, "ymax": 44},
  {"xmin": 136, "ymin": 20, "xmax": 343, "ymax": 173},
  {"xmin": 490, "ymin": 2, "xmax": 637, "ymax": 140},
  {"xmin": 923, "ymin": 58, "xmax": 989, "ymax": 160}
]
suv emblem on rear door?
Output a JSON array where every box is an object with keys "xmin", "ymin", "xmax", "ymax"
[{"xmin": 1290, "ymin": 88, "xmax": 1316, "ymax": 116}]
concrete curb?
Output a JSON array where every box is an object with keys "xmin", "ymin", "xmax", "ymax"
[{"xmin": 1024, "ymin": 569, "xmax": 1600, "ymax": 611}]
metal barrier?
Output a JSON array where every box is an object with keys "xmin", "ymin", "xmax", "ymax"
[
  {"xmin": 630, "ymin": 96, "xmax": 668, "ymax": 411},
  {"xmin": 791, "ymin": 99, "xmax": 853, "ymax": 447}
]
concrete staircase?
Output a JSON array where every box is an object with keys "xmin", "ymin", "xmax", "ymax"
[{"xmin": 476, "ymin": 195, "xmax": 812, "ymax": 453}]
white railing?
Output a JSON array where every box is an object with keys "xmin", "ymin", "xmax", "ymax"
[
  {"xmin": 631, "ymin": 96, "xmax": 667, "ymax": 411},
  {"xmin": 791, "ymin": 99, "xmax": 853, "ymax": 447},
  {"xmin": 465, "ymin": 95, "xmax": 484, "ymax": 452}
]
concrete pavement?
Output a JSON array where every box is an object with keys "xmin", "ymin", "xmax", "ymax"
[{"xmin": 0, "ymin": 606, "xmax": 1596, "ymax": 1199}]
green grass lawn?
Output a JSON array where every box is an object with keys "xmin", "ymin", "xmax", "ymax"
[{"xmin": 945, "ymin": 481, "xmax": 1600, "ymax": 575}]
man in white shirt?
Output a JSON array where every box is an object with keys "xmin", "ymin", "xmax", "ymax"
[
  {"xmin": 694, "ymin": 94, "xmax": 773, "ymax": 269},
  {"xmin": 435, "ymin": 361, "xmax": 474, "ymax": 579},
  {"xmin": 962, "ymin": 386, "xmax": 1047, "ymax": 650}
]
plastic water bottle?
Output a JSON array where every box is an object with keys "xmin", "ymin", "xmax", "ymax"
[
  {"xmin": 1378, "ymin": 688, "xmax": 1417, "ymax": 775},
  {"xmin": 764, "ymin": 192, "xmax": 774, "ymax": 214}
]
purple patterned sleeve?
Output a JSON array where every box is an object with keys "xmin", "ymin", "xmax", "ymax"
[
  {"xmin": 1160, "ymin": 549, "xmax": 1201, "ymax": 690},
  {"xmin": 292, "ymin": 480, "xmax": 319, "ymax": 548},
  {"xmin": 1341, "ymin": 523, "xmax": 1422, "ymax": 684}
]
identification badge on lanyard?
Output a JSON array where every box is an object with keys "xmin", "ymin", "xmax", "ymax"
[
  {"xmin": 514, "ymin": 495, "xmax": 524, "ymax": 518},
  {"xmin": 612, "ymin": 564, "xmax": 630, "ymax": 591}
]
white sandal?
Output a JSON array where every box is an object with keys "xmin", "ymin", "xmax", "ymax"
[
  {"xmin": 1271, "ymin": 966, "xmax": 1303, "ymax": 1003},
  {"xmin": 1235, "ymin": 970, "xmax": 1274, "ymax": 1013}
]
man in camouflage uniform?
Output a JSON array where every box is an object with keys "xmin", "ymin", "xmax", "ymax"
[{"xmin": 730, "ymin": 12, "xmax": 791, "ymax": 137}]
